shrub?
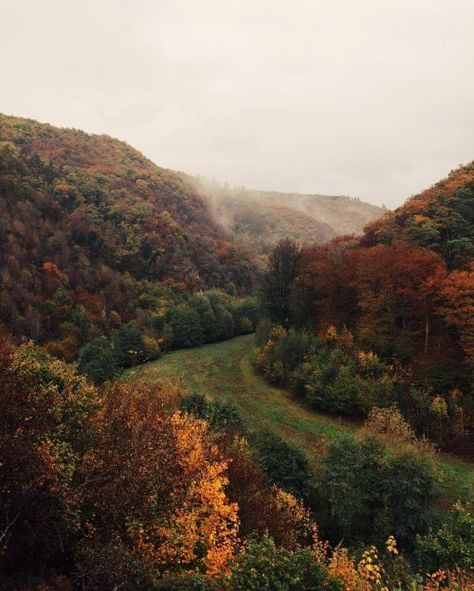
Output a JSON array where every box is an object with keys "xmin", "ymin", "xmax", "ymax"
[
  {"xmin": 112, "ymin": 323, "xmax": 147, "ymax": 367},
  {"xmin": 181, "ymin": 393, "xmax": 244, "ymax": 434},
  {"xmin": 226, "ymin": 533, "xmax": 342, "ymax": 591},
  {"xmin": 78, "ymin": 336, "xmax": 118, "ymax": 384},
  {"xmin": 251, "ymin": 431, "xmax": 312, "ymax": 499},
  {"xmin": 416, "ymin": 502, "xmax": 474, "ymax": 571}
]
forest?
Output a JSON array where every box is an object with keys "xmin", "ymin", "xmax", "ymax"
[{"xmin": 0, "ymin": 114, "xmax": 473, "ymax": 590}]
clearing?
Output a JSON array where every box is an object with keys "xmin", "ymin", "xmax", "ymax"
[{"xmin": 126, "ymin": 334, "xmax": 474, "ymax": 504}]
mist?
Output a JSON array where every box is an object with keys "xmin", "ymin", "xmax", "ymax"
[{"xmin": 1, "ymin": 0, "xmax": 473, "ymax": 207}]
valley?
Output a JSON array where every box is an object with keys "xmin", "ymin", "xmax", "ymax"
[{"xmin": 126, "ymin": 334, "xmax": 474, "ymax": 507}]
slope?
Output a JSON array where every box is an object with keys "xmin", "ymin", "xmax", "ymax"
[
  {"xmin": 197, "ymin": 179, "xmax": 384, "ymax": 256},
  {"xmin": 0, "ymin": 114, "xmax": 255, "ymax": 351},
  {"xmin": 364, "ymin": 161, "xmax": 474, "ymax": 268},
  {"xmin": 127, "ymin": 335, "xmax": 474, "ymax": 506}
]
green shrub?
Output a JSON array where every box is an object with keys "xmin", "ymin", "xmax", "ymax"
[
  {"xmin": 78, "ymin": 337, "xmax": 118, "ymax": 384},
  {"xmin": 251, "ymin": 431, "xmax": 312, "ymax": 499},
  {"xmin": 415, "ymin": 501, "xmax": 474, "ymax": 571},
  {"xmin": 227, "ymin": 533, "xmax": 342, "ymax": 591}
]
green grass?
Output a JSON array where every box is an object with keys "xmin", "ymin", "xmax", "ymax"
[{"xmin": 125, "ymin": 334, "xmax": 474, "ymax": 504}]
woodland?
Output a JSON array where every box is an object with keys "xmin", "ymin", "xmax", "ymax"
[{"xmin": 0, "ymin": 114, "xmax": 473, "ymax": 590}]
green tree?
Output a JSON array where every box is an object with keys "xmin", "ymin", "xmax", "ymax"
[
  {"xmin": 168, "ymin": 306, "xmax": 205, "ymax": 348},
  {"xmin": 322, "ymin": 434, "xmax": 385, "ymax": 541},
  {"xmin": 227, "ymin": 533, "xmax": 342, "ymax": 591},
  {"xmin": 181, "ymin": 392, "xmax": 244, "ymax": 434},
  {"xmin": 415, "ymin": 501, "xmax": 474, "ymax": 571},
  {"xmin": 261, "ymin": 239, "xmax": 301, "ymax": 327},
  {"xmin": 383, "ymin": 450, "xmax": 438, "ymax": 548},
  {"xmin": 112, "ymin": 323, "xmax": 146, "ymax": 367},
  {"xmin": 78, "ymin": 337, "xmax": 118, "ymax": 384},
  {"xmin": 251, "ymin": 431, "xmax": 312, "ymax": 499}
]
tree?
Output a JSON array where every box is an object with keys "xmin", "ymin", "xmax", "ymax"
[
  {"xmin": 78, "ymin": 336, "xmax": 118, "ymax": 384},
  {"xmin": 352, "ymin": 244, "xmax": 447, "ymax": 359},
  {"xmin": 77, "ymin": 384, "xmax": 239, "ymax": 585},
  {"xmin": 168, "ymin": 306, "xmax": 205, "ymax": 348},
  {"xmin": 112, "ymin": 323, "xmax": 146, "ymax": 367},
  {"xmin": 383, "ymin": 449, "xmax": 438, "ymax": 549},
  {"xmin": 416, "ymin": 502, "xmax": 474, "ymax": 572},
  {"xmin": 227, "ymin": 533, "xmax": 342, "ymax": 591},
  {"xmin": 322, "ymin": 434, "xmax": 386, "ymax": 542},
  {"xmin": 251, "ymin": 431, "xmax": 312, "ymax": 499},
  {"xmin": 0, "ymin": 329, "xmax": 98, "ymax": 579},
  {"xmin": 437, "ymin": 264, "xmax": 474, "ymax": 368},
  {"xmin": 261, "ymin": 239, "xmax": 301, "ymax": 327}
]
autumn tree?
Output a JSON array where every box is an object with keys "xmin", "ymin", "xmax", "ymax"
[
  {"xmin": 352, "ymin": 243, "xmax": 447, "ymax": 359},
  {"xmin": 261, "ymin": 239, "xmax": 301, "ymax": 327}
]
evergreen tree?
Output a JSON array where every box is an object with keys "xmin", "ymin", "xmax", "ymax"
[
  {"xmin": 78, "ymin": 337, "xmax": 118, "ymax": 384},
  {"xmin": 261, "ymin": 239, "xmax": 301, "ymax": 327}
]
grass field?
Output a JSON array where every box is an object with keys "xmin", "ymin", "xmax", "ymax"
[{"xmin": 126, "ymin": 334, "xmax": 474, "ymax": 504}]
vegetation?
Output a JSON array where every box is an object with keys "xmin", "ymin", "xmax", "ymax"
[
  {"xmin": 198, "ymin": 178, "xmax": 383, "ymax": 260},
  {"xmin": 2, "ymin": 329, "xmax": 472, "ymax": 590},
  {"xmin": 0, "ymin": 114, "xmax": 258, "ymax": 365},
  {"xmin": 256, "ymin": 164, "xmax": 474, "ymax": 452},
  {"xmin": 1, "ymin": 113, "xmax": 473, "ymax": 589}
]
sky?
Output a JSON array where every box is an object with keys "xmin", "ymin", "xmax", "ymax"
[{"xmin": 1, "ymin": 0, "xmax": 473, "ymax": 208}]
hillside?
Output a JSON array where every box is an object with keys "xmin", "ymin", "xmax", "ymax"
[
  {"xmin": 364, "ymin": 161, "xmax": 474, "ymax": 268},
  {"xmin": 197, "ymin": 179, "xmax": 384, "ymax": 256},
  {"xmin": 126, "ymin": 334, "xmax": 474, "ymax": 507},
  {"xmin": 0, "ymin": 113, "xmax": 256, "ymax": 357},
  {"xmin": 254, "ymin": 163, "xmax": 474, "ymax": 456}
]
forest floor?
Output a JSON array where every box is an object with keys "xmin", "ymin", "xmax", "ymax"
[{"xmin": 125, "ymin": 334, "xmax": 474, "ymax": 506}]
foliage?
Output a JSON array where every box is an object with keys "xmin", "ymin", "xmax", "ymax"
[
  {"xmin": 78, "ymin": 336, "xmax": 118, "ymax": 383},
  {"xmin": 364, "ymin": 163, "xmax": 474, "ymax": 270},
  {"xmin": 257, "ymin": 177, "xmax": 474, "ymax": 447},
  {"xmin": 0, "ymin": 113, "xmax": 257, "ymax": 360},
  {"xmin": 261, "ymin": 238, "xmax": 301, "ymax": 327},
  {"xmin": 226, "ymin": 533, "xmax": 342, "ymax": 591},
  {"xmin": 321, "ymin": 434, "xmax": 439, "ymax": 548},
  {"xmin": 254, "ymin": 325, "xmax": 396, "ymax": 417},
  {"xmin": 181, "ymin": 392, "xmax": 245, "ymax": 434},
  {"xmin": 416, "ymin": 502, "xmax": 474, "ymax": 572},
  {"xmin": 250, "ymin": 431, "xmax": 313, "ymax": 499},
  {"xmin": 0, "ymin": 329, "xmax": 98, "ymax": 578}
]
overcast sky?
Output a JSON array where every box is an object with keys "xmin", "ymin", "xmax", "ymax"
[{"xmin": 1, "ymin": 0, "xmax": 473, "ymax": 207}]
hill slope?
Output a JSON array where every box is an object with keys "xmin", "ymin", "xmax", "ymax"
[
  {"xmin": 197, "ymin": 180, "xmax": 384, "ymax": 256},
  {"xmin": 0, "ymin": 114, "xmax": 255, "ymax": 349},
  {"xmin": 364, "ymin": 162, "xmax": 474, "ymax": 268},
  {"xmin": 127, "ymin": 335, "xmax": 474, "ymax": 505}
]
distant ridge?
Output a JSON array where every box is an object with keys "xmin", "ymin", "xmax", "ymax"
[{"xmin": 196, "ymin": 179, "xmax": 384, "ymax": 256}]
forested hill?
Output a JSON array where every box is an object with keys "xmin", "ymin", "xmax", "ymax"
[
  {"xmin": 196, "ymin": 179, "xmax": 383, "ymax": 256},
  {"xmin": 364, "ymin": 161, "xmax": 474, "ymax": 268},
  {"xmin": 0, "ymin": 114, "xmax": 257, "ymax": 357}
]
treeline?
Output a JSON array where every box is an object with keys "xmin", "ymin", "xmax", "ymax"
[
  {"xmin": 258, "ymin": 213, "xmax": 473, "ymax": 451},
  {"xmin": 78, "ymin": 290, "xmax": 260, "ymax": 383},
  {"xmin": 364, "ymin": 162, "xmax": 474, "ymax": 270},
  {"xmin": 1, "ymin": 329, "xmax": 472, "ymax": 591},
  {"xmin": 0, "ymin": 114, "xmax": 257, "ymax": 361}
]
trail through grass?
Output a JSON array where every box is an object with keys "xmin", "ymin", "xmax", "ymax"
[{"xmin": 126, "ymin": 334, "xmax": 474, "ymax": 503}]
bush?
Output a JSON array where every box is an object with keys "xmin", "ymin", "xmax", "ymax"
[
  {"xmin": 251, "ymin": 431, "xmax": 312, "ymax": 499},
  {"xmin": 255, "ymin": 318, "xmax": 273, "ymax": 347},
  {"xmin": 416, "ymin": 502, "xmax": 474, "ymax": 571},
  {"xmin": 322, "ymin": 433, "xmax": 439, "ymax": 549},
  {"xmin": 112, "ymin": 323, "xmax": 146, "ymax": 367},
  {"xmin": 78, "ymin": 337, "xmax": 118, "ymax": 384},
  {"xmin": 181, "ymin": 393, "xmax": 244, "ymax": 434},
  {"xmin": 168, "ymin": 306, "xmax": 205, "ymax": 348},
  {"xmin": 227, "ymin": 533, "xmax": 342, "ymax": 591}
]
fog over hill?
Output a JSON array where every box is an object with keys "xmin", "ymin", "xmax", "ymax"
[{"xmin": 196, "ymin": 178, "xmax": 384, "ymax": 256}]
